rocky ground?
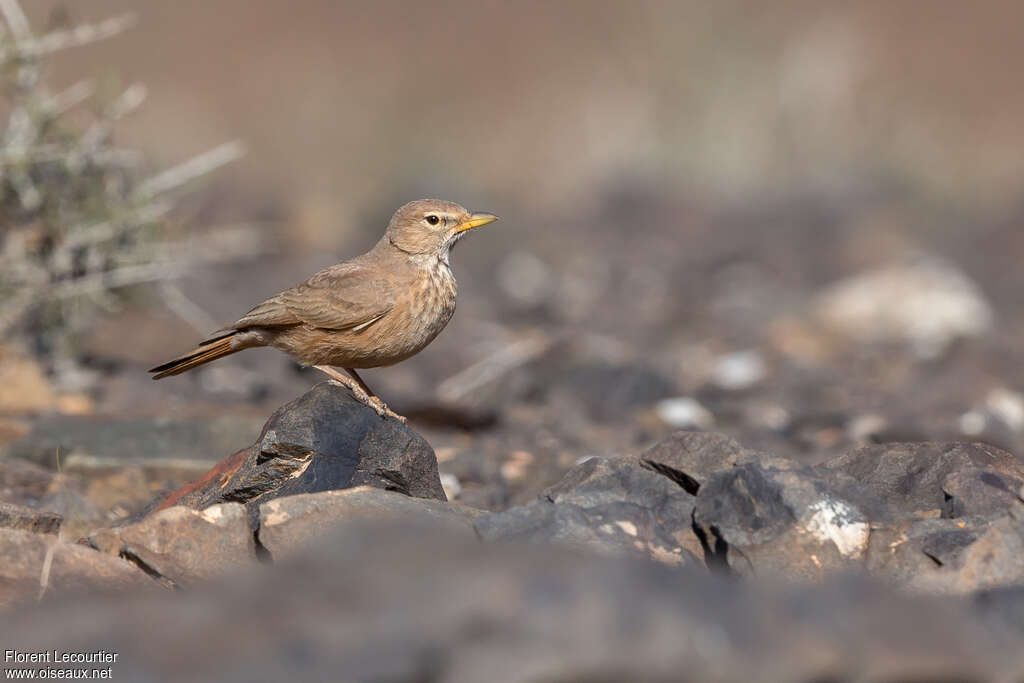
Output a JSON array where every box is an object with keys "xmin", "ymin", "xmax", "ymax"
[
  {"xmin": 3, "ymin": 381, "xmax": 1024, "ymax": 680},
  {"xmin": 2, "ymin": 191, "xmax": 1024, "ymax": 679}
]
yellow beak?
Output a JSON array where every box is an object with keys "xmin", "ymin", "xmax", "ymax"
[{"xmin": 455, "ymin": 212, "xmax": 499, "ymax": 233}]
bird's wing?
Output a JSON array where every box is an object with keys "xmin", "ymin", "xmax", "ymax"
[{"xmin": 232, "ymin": 264, "xmax": 394, "ymax": 332}]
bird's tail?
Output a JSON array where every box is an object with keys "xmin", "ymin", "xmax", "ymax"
[{"xmin": 149, "ymin": 332, "xmax": 239, "ymax": 379}]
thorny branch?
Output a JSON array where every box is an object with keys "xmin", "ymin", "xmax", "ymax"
[{"xmin": 0, "ymin": 0, "xmax": 250, "ymax": 365}]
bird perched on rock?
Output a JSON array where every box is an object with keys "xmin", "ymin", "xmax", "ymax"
[{"xmin": 150, "ymin": 199, "xmax": 499, "ymax": 421}]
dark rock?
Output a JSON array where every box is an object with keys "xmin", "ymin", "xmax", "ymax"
[
  {"xmin": 865, "ymin": 516, "xmax": 985, "ymax": 585},
  {"xmin": 542, "ymin": 454, "xmax": 702, "ymax": 556},
  {"xmin": 475, "ymin": 454, "xmax": 703, "ymax": 565},
  {"xmin": 0, "ymin": 501, "xmax": 61, "ymax": 534},
  {"xmin": 942, "ymin": 466, "xmax": 1024, "ymax": 518},
  {"xmin": 0, "ymin": 529, "xmax": 155, "ymax": 609},
  {"xmin": 0, "ymin": 520, "xmax": 1021, "ymax": 681},
  {"xmin": 88, "ymin": 503, "xmax": 255, "ymax": 586},
  {"xmin": 258, "ymin": 487, "xmax": 479, "ymax": 558},
  {"xmin": 693, "ymin": 459, "xmax": 869, "ymax": 578},
  {"xmin": 638, "ymin": 431, "xmax": 758, "ymax": 493},
  {"xmin": 153, "ymin": 383, "xmax": 446, "ymax": 520},
  {"xmin": 819, "ymin": 441, "xmax": 1024, "ymax": 522},
  {"xmin": 912, "ymin": 509, "xmax": 1024, "ymax": 593},
  {"xmin": 476, "ymin": 499, "xmax": 698, "ymax": 567}
]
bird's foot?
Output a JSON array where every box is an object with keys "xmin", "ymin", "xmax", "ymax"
[
  {"xmin": 367, "ymin": 395, "xmax": 407, "ymax": 423},
  {"xmin": 323, "ymin": 378, "xmax": 406, "ymax": 423}
]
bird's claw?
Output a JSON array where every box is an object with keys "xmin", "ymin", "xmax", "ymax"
[{"xmin": 369, "ymin": 396, "xmax": 407, "ymax": 423}]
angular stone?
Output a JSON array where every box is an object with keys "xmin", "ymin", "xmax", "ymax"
[
  {"xmin": 819, "ymin": 442, "xmax": 1024, "ymax": 522},
  {"xmin": 0, "ymin": 501, "xmax": 61, "ymax": 534},
  {"xmin": 693, "ymin": 459, "xmax": 869, "ymax": 578},
  {"xmin": 942, "ymin": 467, "xmax": 1024, "ymax": 519},
  {"xmin": 542, "ymin": 455, "xmax": 701, "ymax": 557},
  {"xmin": 638, "ymin": 431, "xmax": 758, "ymax": 493},
  {"xmin": 259, "ymin": 487, "xmax": 478, "ymax": 558},
  {"xmin": 0, "ymin": 528, "xmax": 154, "ymax": 609},
  {"xmin": 89, "ymin": 503, "xmax": 255, "ymax": 585},
  {"xmin": 866, "ymin": 517, "xmax": 986, "ymax": 585},
  {"xmin": 153, "ymin": 383, "xmax": 445, "ymax": 519},
  {"xmin": 475, "ymin": 500, "xmax": 699, "ymax": 567},
  {"xmin": 910, "ymin": 510, "xmax": 1024, "ymax": 594}
]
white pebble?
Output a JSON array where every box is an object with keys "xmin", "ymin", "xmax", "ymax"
[{"xmin": 656, "ymin": 397, "xmax": 714, "ymax": 430}]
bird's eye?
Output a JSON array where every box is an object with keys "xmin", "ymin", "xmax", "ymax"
[{"xmin": 425, "ymin": 214, "xmax": 440, "ymax": 226}]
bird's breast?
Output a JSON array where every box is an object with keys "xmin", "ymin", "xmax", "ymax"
[{"xmin": 363, "ymin": 261, "xmax": 457, "ymax": 365}]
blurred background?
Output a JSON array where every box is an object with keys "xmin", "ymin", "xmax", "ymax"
[{"xmin": 2, "ymin": 1, "xmax": 1023, "ymax": 518}]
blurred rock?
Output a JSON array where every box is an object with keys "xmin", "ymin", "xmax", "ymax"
[
  {"xmin": 154, "ymin": 383, "xmax": 445, "ymax": 518},
  {"xmin": 654, "ymin": 397, "xmax": 714, "ymax": 429},
  {"xmin": 259, "ymin": 487, "xmax": 478, "ymax": 558},
  {"xmin": 0, "ymin": 346, "xmax": 55, "ymax": 416},
  {"xmin": 0, "ymin": 457, "xmax": 60, "ymax": 507},
  {"xmin": 3, "ymin": 414, "xmax": 262, "ymax": 467},
  {"xmin": 0, "ymin": 502, "xmax": 61, "ymax": 535},
  {"xmin": 496, "ymin": 249, "xmax": 551, "ymax": 308},
  {"xmin": 693, "ymin": 458, "xmax": 869, "ymax": 578},
  {"xmin": 1, "ymin": 521, "xmax": 1021, "ymax": 681},
  {"xmin": 812, "ymin": 258, "xmax": 993, "ymax": 358},
  {"xmin": 710, "ymin": 349, "xmax": 766, "ymax": 390},
  {"xmin": 0, "ymin": 529, "xmax": 154, "ymax": 609},
  {"xmin": 89, "ymin": 503, "xmax": 255, "ymax": 586},
  {"xmin": 439, "ymin": 472, "xmax": 461, "ymax": 500},
  {"xmin": 556, "ymin": 362, "xmax": 678, "ymax": 421}
]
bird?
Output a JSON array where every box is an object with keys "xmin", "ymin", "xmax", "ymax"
[{"xmin": 149, "ymin": 199, "xmax": 499, "ymax": 422}]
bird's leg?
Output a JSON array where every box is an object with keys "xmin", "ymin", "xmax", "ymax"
[
  {"xmin": 311, "ymin": 365, "xmax": 406, "ymax": 423},
  {"xmin": 344, "ymin": 367, "xmax": 407, "ymax": 423}
]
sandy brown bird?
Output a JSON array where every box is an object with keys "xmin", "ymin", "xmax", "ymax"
[{"xmin": 149, "ymin": 199, "xmax": 499, "ymax": 421}]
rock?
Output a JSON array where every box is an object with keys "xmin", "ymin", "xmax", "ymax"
[
  {"xmin": 476, "ymin": 500, "xmax": 697, "ymax": 567},
  {"xmin": 0, "ymin": 501, "xmax": 62, "ymax": 534},
  {"xmin": 542, "ymin": 454, "xmax": 702, "ymax": 556},
  {"xmin": 0, "ymin": 529, "xmax": 154, "ymax": 609},
  {"xmin": 0, "ymin": 457, "xmax": 61, "ymax": 507},
  {"xmin": 654, "ymin": 396, "xmax": 714, "ymax": 429},
  {"xmin": 154, "ymin": 383, "xmax": 446, "ymax": 519},
  {"xmin": 942, "ymin": 466, "xmax": 1024, "ymax": 519},
  {"xmin": 258, "ymin": 487, "xmax": 479, "ymax": 558},
  {"xmin": 638, "ymin": 431, "xmax": 758, "ymax": 493},
  {"xmin": 0, "ymin": 521, "xmax": 1021, "ymax": 681},
  {"xmin": 693, "ymin": 459, "xmax": 869, "ymax": 578},
  {"xmin": 710, "ymin": 349, "xmax": 766, "ymax": 390},
  {"xmin": 88, "ymin": 503, "xmax": 255, "ymax": 586},
  {"xmin": 866, "ymin": 516, "xmax": 988, "ymax": 586},
  {"xmin": 819, "ymin": 441, "xmax": 1024, "ymax": 522},
  {"xmin": 476, "ymin": 455, "xmax": 701, "ymax": 566},
  {"xmin": 811, "ymin": 258, "xmax": 993, "ymax": 358},
  {"xmin": 910, "ymin": 510, "xmax": 1024, "ymax": 594}
]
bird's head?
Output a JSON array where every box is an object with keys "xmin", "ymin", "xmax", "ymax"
[{"xmin": 385, "ymin": 199, "xmax": 499, "ymax": 260}]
